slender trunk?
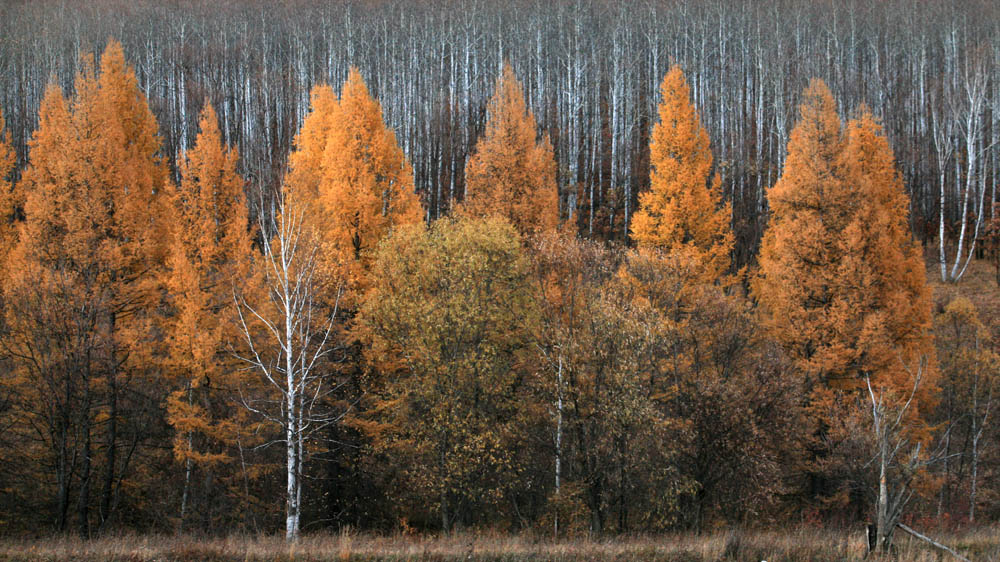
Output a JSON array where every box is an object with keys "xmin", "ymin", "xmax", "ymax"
[
  {"xmin": 179, "ymin": 434, "xmax": 192, "ymax": 532},
  {"xmin": 100, "ymin": 370, "xmax": 117, "ymax": 530},
  {"xmin": 285, "ymin": 284, "xmax": 300, "ymax": 542},
  {"xmin": 554, "ymin": 354, "xmax": 563, "ymax": 537},
  {"xmin": 439, "ymin": 437, "xmax": 449, "ymax": 532},
  {"xmin": 970, "ymin": 429, "xmax": 979, "ymax": 523},
  {"xmin": 876, "ymin": 426, "xmax": 888, "ymax": 551},
  {"xmin": 56, "ymin": 419, "xmax": 69, "ymax": 532},
  {"xmin": 178, "ymin": 384, "xmax": 193, "ymax": 532},
  {"xmin": 78, "ymin": 375, "xmax": 92, "ymax": 539},
  {"xmin": 939, "ymin": 167, "xmax": 947, "ymax": 281}
]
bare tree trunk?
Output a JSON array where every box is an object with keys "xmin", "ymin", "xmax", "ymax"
[
  {"xmin": 554, "ymin": 354, "xmax": 563, "ymax": 537},
  {"xmin": 100, "ymin": 369, "xmax": 117, "ymax": 530},
  {"xmin": 77, "ymin": 373, "xmax": 92, "ymax": 539}
]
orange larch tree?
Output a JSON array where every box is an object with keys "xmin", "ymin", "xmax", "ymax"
[
  {"xmin": 285, "ymin": 70, "xmax": 421, "ymax": 301},
  {"xmin": 756, "ymin": 82, "xmax": 933, "ymax": 394},
  {"xmin": 754, "ymin": 79, "xmax": 856, "ymax": 387},
  {"xmin": 285, "ymin": 84, "xmax": 338, "ymax": 209},
  {"xmin": 754, "ymin": 80, "xmax": 935, "ymax": 547},
  {"xmin": 164, "ymin": 102, "xmax": 254, "ymax": 530},
  {"xmin": 316, "ymin": 67, "xmax": 422, "ymax": 297},
  {"xmin": 2, "ymin": 40, "xmax": 170, "ymax": 536},
  {"xmin": 630, "ymin": 65, "xmax": 732, "ymax": 280},
  {"xmin": 463, "ymin": 62, "xmax": 558, "ymax": 237}
]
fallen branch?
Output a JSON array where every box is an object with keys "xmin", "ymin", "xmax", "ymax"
[{"xmin": 896, "ymin": 523, "xmax": 971, "ymax": 562}]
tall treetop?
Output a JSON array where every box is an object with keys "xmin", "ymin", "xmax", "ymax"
[
  {"xmin": 316, "ymin": 67, "xmax": 422, "ymax": 294},
  {"xmin": 755, "ymin": 79, "xmax": 933, "ymax": 398},
  {"xmin": 463, "ymin": 62, "xmax": 558, "ymax": 237},
  {"xmin": 630, "ymin": 64, "xmax": 732, "ymax": 280},
  {"xmin": 286, "ymin": 84, "xmax": 338, "ymax": 205}
]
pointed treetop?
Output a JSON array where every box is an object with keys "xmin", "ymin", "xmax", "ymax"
[
  {"xmin": 630, "ymin": 64, "xmax": 732, "ymax": 280},
  {"xmin": 282, "ymin": 67, "xmax": 423, "ymax": 300},
  {"xmin": 286, "ymin": 83, "xmax": 338, "ymax": 204},
  {"xmin": 755, "ymin": 78, "xmax": 933, "ymax": 401},
  {"xmin": 463, "ymin": 62, "xmax": 558, "ymax": 237}
]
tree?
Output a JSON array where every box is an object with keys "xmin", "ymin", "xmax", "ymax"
[
  {"xmin": 360, "ymin": 216, "xmax": 534, "ymax": 531},
  {"xmin": 463, "ymin": 63, "xmax": 558, "ymax": 237},
  {"xmin": 934, "ymin": 296, "xmax": 999, "ymax": 524},
  {"xmin": 288, "ymin": 69, "xmax": 422, "ymax": 301},
  {"xmin": 234, "ymin": 191, "xmax": 344, "ymax": 542},
  {"xmin": 284, "ymin": 85, "xmax": 338, "ymax": 208},
  {"xmin": 2, "ymin": 40, "xmax": 170, "ymax": 536},
  {"xmin": 862, "ymin": 357, "xmax": 936, "ymax": 553},
  {"xmin": 630, "ymin": 65, "xmax": 732, "ymax": 280},
  {"xmin": 754, "ymin": 81, "xmax": 936, "ymax": 529},
  {"xmin": 756, "ymin": 81, "xmax": 933, "ymax": 394},
  {"xmin": 163, "ymin": 102, "xmax": 254, "ymax": 531},
  {"xmin": 285, "ymin": 68, "xmax": 422, "ymax": 527}
]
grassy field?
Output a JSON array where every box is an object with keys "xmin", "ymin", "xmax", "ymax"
[{"xmin": 0, "ymin": 527, "xmax": 997, "ymax": 562}]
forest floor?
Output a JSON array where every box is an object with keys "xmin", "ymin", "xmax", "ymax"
[
  {"xmin": 0, "ymin": 526, "xmax": 997, "ymax": 562},
  {"xmin": 926, "ymin": 255, "xmax": 1000, "ymax": 322}
]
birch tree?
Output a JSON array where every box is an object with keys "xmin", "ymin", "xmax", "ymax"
[{"xmin": 234, "ymin": 191, "xmax": 343, "ymax": 542}]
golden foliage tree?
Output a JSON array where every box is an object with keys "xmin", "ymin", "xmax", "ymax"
[
  {"xmin": 164, "ymin": 102, "xmax": 254, "ymax": 530},
  {"xmin": 630, "ymin": 65, "xmax": 732, "ymax": 280},
  {"xmin": 360, "ymin": 216, "xmax": 535, "ymax": 531},
  {"xmin": 755, "ymin": 80, "xmax": 933, "ymax": 394},
  {"xmin": 286, "ymin": 69, "xmax": 421, "ymax": 300},
  {"xmin": 2, "ymin": 40, "xmax": 170, "ymax": 535},
  {"xmin": 754, "ymin": 80, "xmax": 936, "ymax": 539},
  {"xmin": 463, "ymin": 63, "xmax": 558, "ymax": 237},
  {"xmin": 285, "ymin": 85, "xmax": 338, "ymax": 206}
]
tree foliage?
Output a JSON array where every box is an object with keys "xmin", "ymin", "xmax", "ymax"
[
  {"xmin": 0, "ymin": 108, "xmax": 17, "ymax": 267},
  {"xmin": 287, "ymin": 69, "xmax": 421, "ymax": 301},
  {"xmin": 163, "ymin": 102, "xmax": 255, "ymax": 529},
  {"xmin": 755, "ymin": 80, "xmax": 934, "ymax": 397},
  {"xmin": 630, "ymin": 65, "xmax": 732, "ymax": 279},
  {"xmin": 361, "ymin": 216, "xmax": 534, "ymax": 530},
  {"xmin": 2, "ymin": 39, "xmax": 171, "ymax": 535},
  {"xmin": 463, "ymin": 63, "xmax": 558, "ymax": 237}
]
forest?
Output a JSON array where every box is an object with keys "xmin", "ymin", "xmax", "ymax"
[{"xmin": 0, "ymin": 0, "xmax": 998, "ymax": 557}]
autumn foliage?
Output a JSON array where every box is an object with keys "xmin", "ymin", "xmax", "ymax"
[
  {"xmin": 631, "ymin": 65, "xmax": 732, "ymax": 280},
  {"xmin": 0, "ymin": 109, "xmax": 17, "ymax": 266},
  {"xmin": 2, "ymin": 40, "xmax": 171, "ymax": 535},
  {"xmin": 163, "ymin": 102, "xmax": 255, "ymax": 528},
  {"xmin": 755, "ymin": 80, "xmax": 934, "ymax": 398},
  {"xmin": 287, "ymin": 69, "xmax": 421, "ymax": 300},
  {"xmin": 463, "ymin": 63, "xmax": 559, "ymax": 237}
]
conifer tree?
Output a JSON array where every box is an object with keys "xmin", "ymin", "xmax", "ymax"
[
  {"xmin": 754, "ymin": 80, "xmax": 855, "ymax": 386},
  {"xmin": 3, "ymin": 40, "xmax": 170, "ymax": 536},
  {"xmin": 285, "ymin": 84, "xmax": 338, "ymax": 207},
  {"xmin": 285, "ymin": 70, "xmax": 420, "ymax": 300},
  {"xmin": 630, "ymin": 65, "xmax": 732, "ymax": 279},
  {"xmin": 164, "ymin": 102, "xmax": 254, "ymax": 530},
  {"xmin": 754, "ymin": 81, "xmax": 935, "ymax": 544},
  {"xmin": 463, "ymin": 63, "xmax": 558, "ymax": 237},
  {"xmin": 316, "ymin": 67, "xmax": 422, "ymax": 295},
  {"xmin": 755, "ymin": 81, "xmax": 933, "ymax": 393}
]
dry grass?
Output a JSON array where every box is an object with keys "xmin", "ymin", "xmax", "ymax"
[{"xmin": 0, "ymin": 526, "xmax": 996, "ymax": 561}]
